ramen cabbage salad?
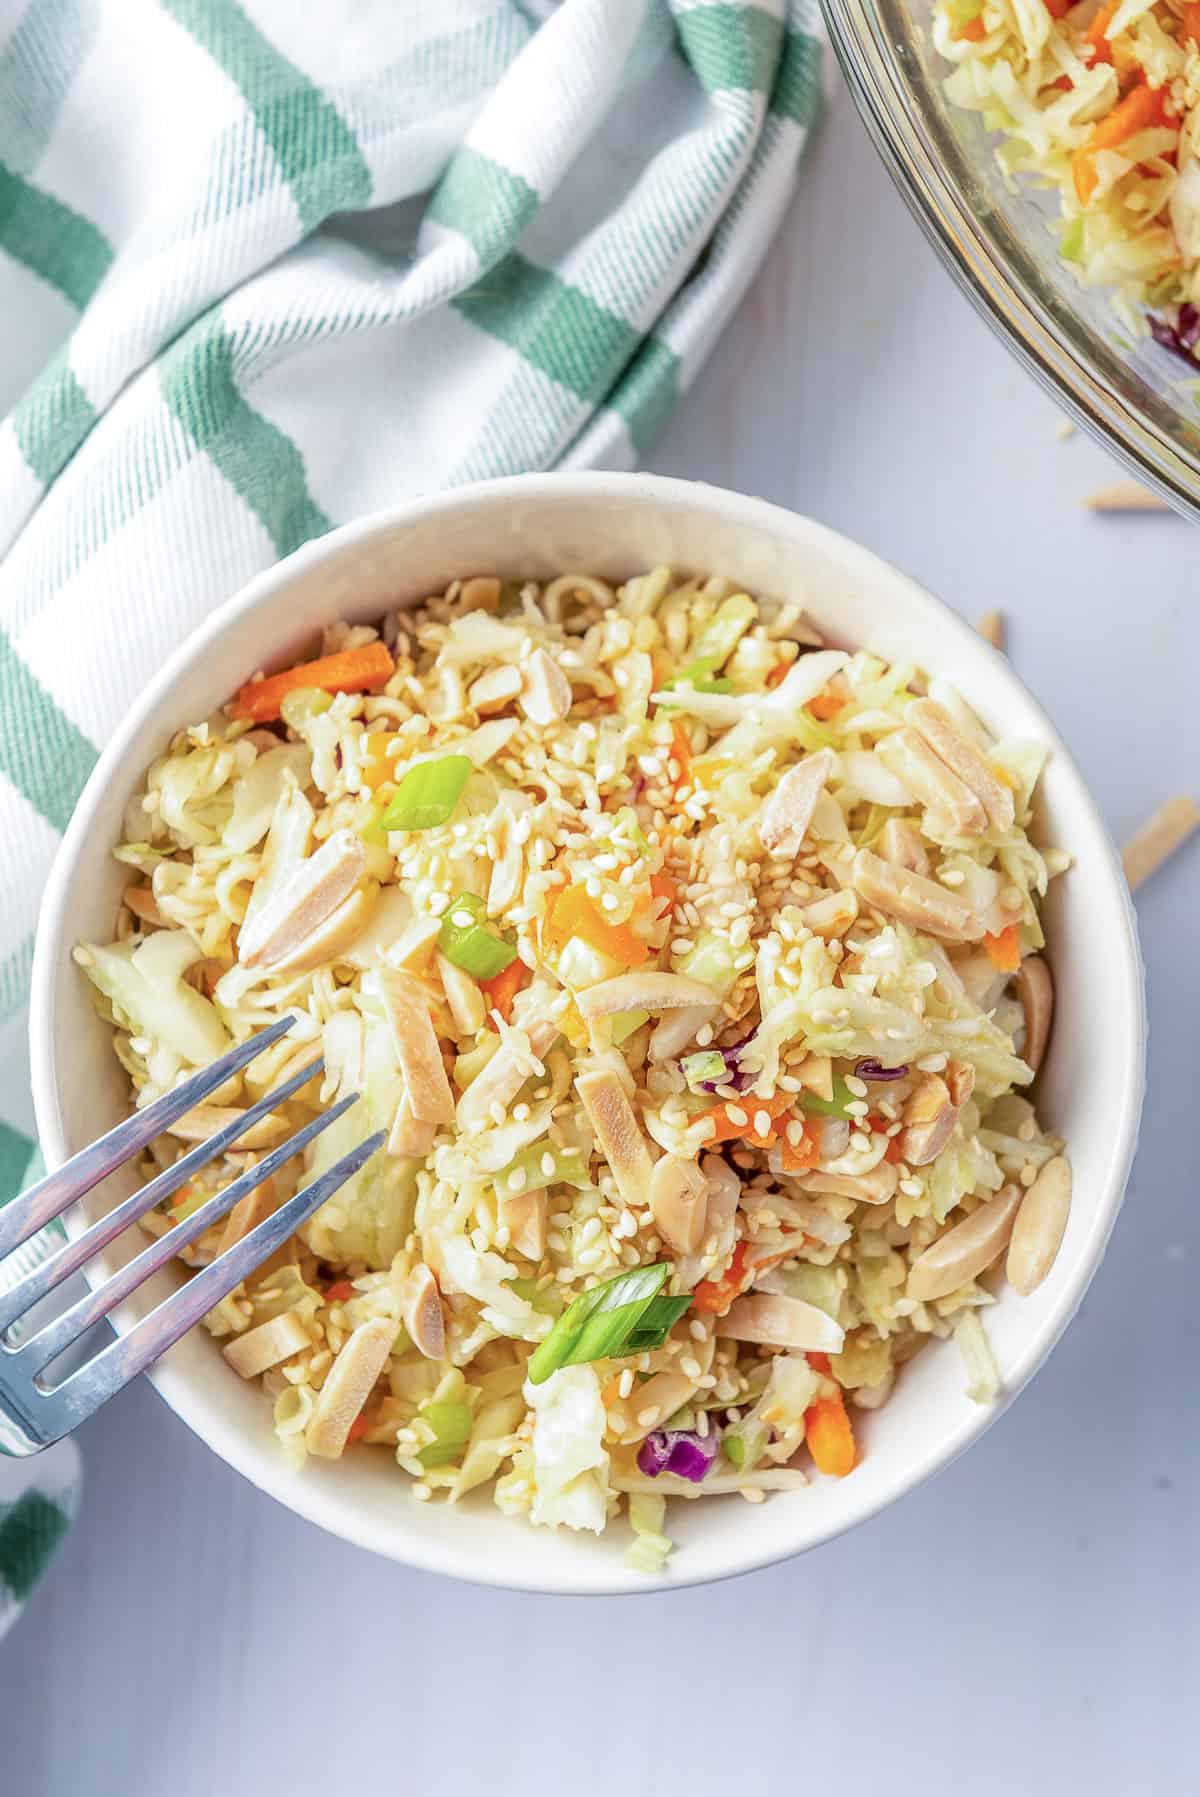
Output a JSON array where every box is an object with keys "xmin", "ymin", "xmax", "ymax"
[
  {"xmin": 77, "ymin": 568, "xmax": 1073, "ymax": 1570},
  {"xmin": 935, "ymin": 0, "xmax": 1200, "ymax": 351}
]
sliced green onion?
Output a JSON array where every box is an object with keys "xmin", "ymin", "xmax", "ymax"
[
  {"xmin": 1060, "ymin": 216, "xmax": 1085, "ymax": 267},
  {"xmin": 167, "ymin": 1184, "xmax": 209, "ymax": 1223},
  {"xmin": 527, "ymin": 1264, "xmax": 690, "ymax": 1385},
  {"xmin": 381, "ymin": 754, "xmax": 472, "ymax": 832},
  {"xmin": 438, "ymin": 891, "xmax": 517, "ymax": 979},
  {"xmin": 799, "ymin": 1076, "xmax": 856, "ymax": 1119},
  {"xmin": 507, "ymin": 1276, "xmax": 562, "ymax": 1318},
  {"xmin": 279, "ymin": 686, "xmax": 334, "ymax": 730},
  {"xmin": 681, "ymin": 1050, "xmax": 726, "ymax": 1091},
  {"xmin": 417, "ymin": 1400, "xmax": 473, "ymax": 1468},
  {"xmin": 615, "ymin": 806, "xmax": 651, "ymax": 856},
  {"xmin": 611, "ymin": 1008, "xmax": 649, "ymax": 1046},
  {"xmin": 495, "ymin": 1141, "xmax": 591, "ymax": 1199},
  {"xmin": 622, "ymin": 1293, "xmax": 692, "ymax": 1354}
]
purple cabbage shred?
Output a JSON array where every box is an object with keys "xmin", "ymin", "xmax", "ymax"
[
  {"xmin": 636, "ymin": 1428, "xmax": 719, "ymax": 1484},
  {"xmin": 1149, "ymin": 303, "xmax": 1200, "ymax": 365},
  {"xmin": 855, "ymin": 1058, "xmax": 910, "ymax": 1082}
]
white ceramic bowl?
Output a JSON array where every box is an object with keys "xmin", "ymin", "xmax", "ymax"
[{"xmin": 30, "ymin": 473, "xmax": 1145, "ymax": 1594}]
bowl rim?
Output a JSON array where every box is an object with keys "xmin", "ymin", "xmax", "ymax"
[
  {"xmin": 822, "ymin": 0, "xmax": 1200, "ymax": 519},
  {"xmin": 29, "ymin": 471, "xmax": 1147, "ymax": 1594}
]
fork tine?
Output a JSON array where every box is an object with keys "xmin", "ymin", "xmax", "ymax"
[
  {"xmin": 42, "ymin": 1129, "xmax": 388, "ymax": 1435},
  {"xmin": 0, "ymin": 1054, "xmax": 324, "ymax": 1340},
  {"xmin": 0, "ymin": 1013, "xmax": 299, "ymax": 1260},
  {"xmin": 14, "ymin": 1094, "xmax": 360, "ymax": 1379}
]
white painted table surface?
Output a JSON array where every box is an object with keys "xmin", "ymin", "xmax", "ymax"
[{"xmin": 3, "ymin": 75, "xmax": 1198, "ymax": 1797}]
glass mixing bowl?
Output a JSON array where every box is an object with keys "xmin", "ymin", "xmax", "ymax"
[{"xmin": 823, "ymin": 0, "xmax": 1200, "ymax": 515}]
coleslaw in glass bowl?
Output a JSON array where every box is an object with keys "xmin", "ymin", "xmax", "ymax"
[{"xmin": 75, "ymin": 565, "xmax": 1074, "ymax": 1570}]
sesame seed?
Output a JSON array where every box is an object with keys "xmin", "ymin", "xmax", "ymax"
[
  {"xmin": 618, "ymin": 1369, "xmax": 635, "ymax": 1399},
  {"xmin": 726, "ymin": 1105, "xmax": 749, "ymax": 1126},
  {"xmin": 507, "ymin": 1169, "xmax": 527, "ymax": 1193},
  {"xmin": 899, "ymin": 1178, "xmax": 923, "ymax": 1198},
  {"xmin": 412, "ymin": 1483, "xmax": 432, "ymax": 1502},
  {"xmin": 689, "ymin": 1319, "xmax": 707, "ymax": 1341},
  {"xmin": 680, "ymin": 1356, "xmax": 702, "ymax": 1379},
  {"xmin": 738, "ymin": 1486, "xmax": 765, "ymax": 1504},
  {"xmin": 1020, "ymin": 1163, "xmax": 1038, "ymax": 1187},
  {"xmin": 844, "ymin": 1075, "xmax": 868, "ymax": 1098},
  {"xmin": 637, "ymin": 1405, "xmax": 659, "ymax": 1428}
]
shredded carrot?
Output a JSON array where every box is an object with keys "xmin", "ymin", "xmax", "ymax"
[
  {"xmin": 765, "ymin": 657, "xmax": 792, "ymax": 689},
  {"xmin": 983, "ymin": 924, "xmax": 1021, "ymax": 973},
  {"xmin": 1182, "ymin": 1, "xmax": 1200, "ymax": 46},
  {"xmin": 1043, "ymin": 0, "xmax": 1071, "ymax": 16},
  {"xmin": 231, "ymin": 641, "xmax": 395, "ymax": 723},
  {"xmin": 648, "ymin": 873, "xmax": 677, "ymax": 918},
  {"xmin": 479, "ymin": 956, "xmax": 527, "ymax": 1022},
  {"xmin": 884, "ymin": 1135, "xmax": 905, "ymax": 1164},
  {"xmin": 547, "ymin": 885, "xmax": 650, "ymax": 968},
  {"xmin": 954, "ymin": 13, "xmax": 985, "ymax": 37},
  {"xmin": 779, "ymin": 1119, "xmax": 820, "ymax": 1172},
  {"xmin": 807, "ymin": 686, "xmax": 846, "ymax": 722},
  {"xmin": 325, "ymin": 1279, "xmax": 354, "ymax": 1303},
  {"xmin": 1073, "ymin": 81, "xmax": 1174, "ymax": 206},
  {"xmin": 669, "ymin": 721, "xmax": 692, "ymax": 793},
  {"xmin": 807, "ymin": 1351, "xmax": 832, "ymax": 1375},
  {"xmin": 346, "ymin": 1412, "xmax": 373, "ymax": 1446},
  {"xmin": 805, "ymin": 1389, "xmax": 857, "ymax": 1477},
  {"xmin": 692, "ymin": 1241, "xmax": 752, "ymax": 1316},
  {"xmin": 1084, "ymin": 3, "xmax": 1115, "ymax": 63},
  {"xmin": 701, "ymin": 1091, "xmax": 792, "ymax": 1147}
]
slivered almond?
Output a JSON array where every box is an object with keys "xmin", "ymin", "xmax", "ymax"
[
  {"xmin": 798, "ymin": 889, "xmax": 859, "ymax": 939},
  {"xmin": 306, "ymin": 1317, "xmax": 397, "ymax": 1458},
  {"xmin": 455, "ymin": 1018, "xmax": 560, "ymax": 1128},
  {"xmin": 379, "ymin": 969, "xmax": 454, "ymax": 1125},
  {"xmin": 500, "ymin": 1187, "xmax": 548, "ymax": 1260},
  {"xmin": 124, "ymin": 885, "xmax": 167, "ymax": 927},
  {"xmin": 576, "ymin": 1067, "xmax": 654, "ymax": 1208},
  {"xmin": 1006, "ymin": 1156, "xmax": 1072, "ymax": 1295},
  {"xmin": 977, "ymin": 611, "xmax": 1005, "ymax": 651},
  {"xmin": 877, "ymin": 728, "xmax": 986, "ymax": 837},
  {"xmin": 238, "ymin": 829, "xmax": 365, "ymax": 970},
  {"xmin": 519, "ymin": 648, "xmax": 572, "ymax": 725},
  {"xmin": 795, "ymin": 1161, "xmax": 898, "ymax": 1205},
  {"xmin": 400, "ymin": 1262, "xmax": 445, "ymax": 1359},
  {"xmin": 898, "ymin": 1074, "xmax": 958, "ymax": 1167},
  {"xmin": 720, "ymin": 1293, "xmax": 845, "ymax": 1353},
  {"xmin": 648, "ymin": 1003, "xmax": 719, "ymax": 1063},
  {"xmin": 794, "ymin": 1054, "xmax": 835, "ymax": 1103},
  {"xmin": 878, "ymin": 817, "xmax": 930, "ymax": 876},
  {"xmin": 166, "ymin": 1105, "xmax": 288, "ymax": 1150},
  {"xmin": 759, "ymin": 751, "xmax": 833, "ymax": 857},
  {"xmin": 852, "ymin": 848, "xmax": 983, "ymax": 942},
  {"xmin": 908, "ymin": 699, "xmax": 1014, "ymax": 833},
  {"xmin": 388, "ymin": 1092, "xmax": 437, "ymax": 1158},
  {"xmin": 437, "ymin": 952, "xmax": 486, "ymax": 1036},
  {"xmin": 907, "ymin": 1184, "xmax": 1023, "ymax": 1301},
  {"xmin": 460, "ymin": 576, "xmax": 501, "ymax": 613},
  {"xmin": 648, "ymin": 1155, "xmax": 708, "ymax": 1255},
  {"xmin": 487, "ymin": 812, "xmax": 523, "ymax": 913},
  {"xmin": 222, "ymin": 1310, "xmax": 311, "ymax": 1379},
  {"xmin": 218, "ymin": 1177, "xmax": 279, "ymax": 1254},
  {"xmin": 575, "ymin": 971, "xmax": 717, "ymax": 1020},
  {"xmin": 1122, "ymin": 795, "xmax": 1200, "ymax": 891},
  {"xmin": 265, "ymin": 884, "xmax": 375, "ymax": 976},
  {"xmin": 469, "ymin": 665, "xmax": 522, "ymax": 713},
  {"xmin": 1015, "ymin": 956, "xmax": 1054, "ymax": 1075}
]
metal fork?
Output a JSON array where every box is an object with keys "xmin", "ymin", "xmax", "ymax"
[{"xmin": 0, "ymin": 1014, "xmax": 385, "ymax": 1454}]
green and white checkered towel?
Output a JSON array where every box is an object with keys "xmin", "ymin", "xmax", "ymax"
[{"xmin": 0, "ymin": 0, "xmax": 822, "ymax": 1629}]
